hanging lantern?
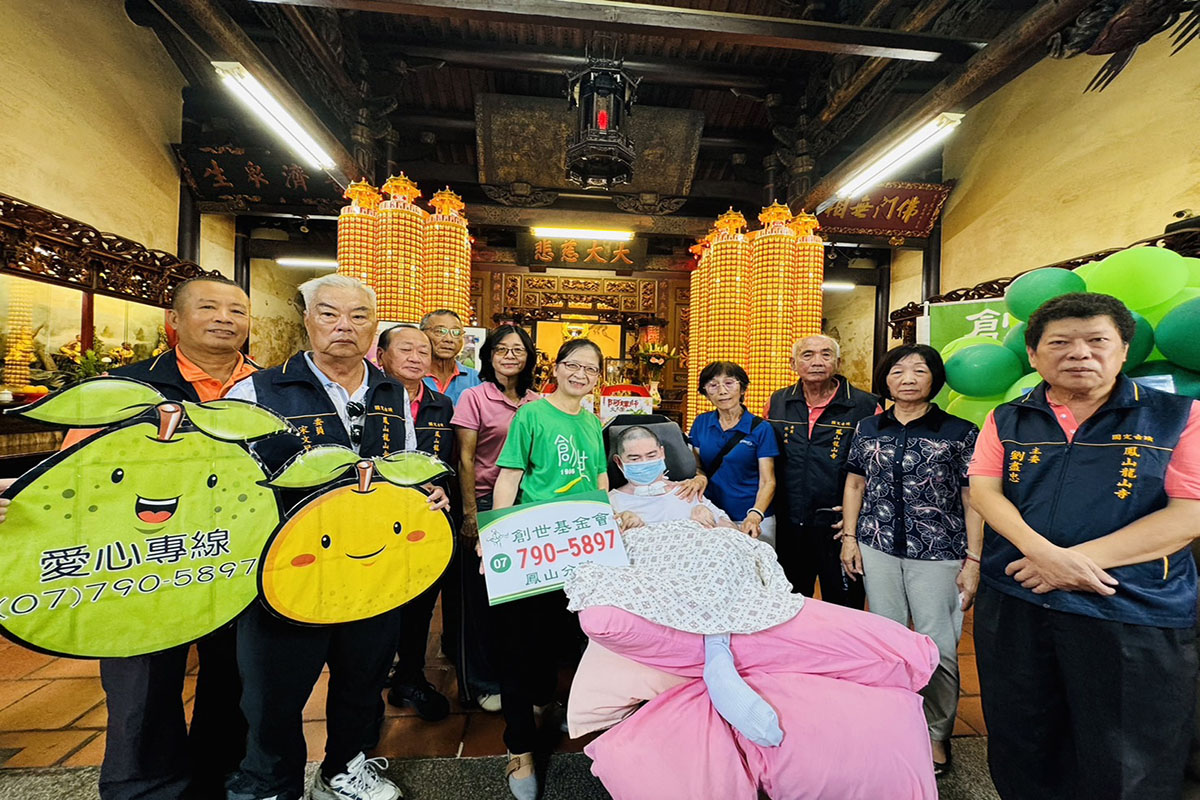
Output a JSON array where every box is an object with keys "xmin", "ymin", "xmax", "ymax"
[
  {"xmin": 748, "ymin": 202, "xmax": 799, "ymax": 413},
  {"xmin": 422, "ymin": 188, "xmax": 472, "ymax": 320},
  {"xmin": 336, "ymin": 180, "xmax": 379, "ymax": 285},
  {"xmin": 686, "ymin": 237, "xmax": 710, "ymax": 429},
  {"xmin": 793, "ymin": 211, "xmax": 824, "ymax": 341},
  {"xmin": 565, "ymin": 38, "xmax": 640, "ymax": 189},
  {"xmin": 376, "ymin": 174, "xmax": 426, "ymax": 322}
]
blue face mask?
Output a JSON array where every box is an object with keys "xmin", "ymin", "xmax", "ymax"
[{"xmin": 622, "ymin": 458, "xmax": 667, "ymax": 485}]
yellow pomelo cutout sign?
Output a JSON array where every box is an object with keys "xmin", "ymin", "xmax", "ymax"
[{"xmin": 259, "ymin": 448, "xmax": 454, "ymax": 625}]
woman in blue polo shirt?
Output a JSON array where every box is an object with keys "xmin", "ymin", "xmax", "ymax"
[{"xmin": 689, "ymin": 361, "xmax": 779, "ymax": 547}]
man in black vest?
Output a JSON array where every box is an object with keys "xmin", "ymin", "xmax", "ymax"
[
  {"xmin": 224, "ymin": 275, "xmax": 447, "ymax": 800},
  {"xmin": 767, "ymin": 335, "xmax": 879, "ymax": 608},
  {"xmin": 376, "ymin": 324, "xmax": 457, "ymax": 722},
  {"xmin": 970, "ymin": 293, "xmax": 1200, "ymax": 799},
  {"xmin": 0, "ymin": 275, "xmax": 258, "ymax": 800}
]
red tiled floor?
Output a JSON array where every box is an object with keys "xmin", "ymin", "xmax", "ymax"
[
  {"xmin": 25, "ymin": 658, "xmax": 101, "ymax": 680},
  {"xmin": 959, "ymin": 654, "xmax": 980, "ymax": 696},
  {"xmin": 0, "ymin": 601, "xmax": 987, "ymax": 771},
  {"xmin": 458, "ymin": 710, "xmax": 506, "ymax": 757},
  {"xmin": 0, "ymin": 645, "xmax": 56, "ymax": 680},
  {"xmin": 957, "ymin": 695, "xmax": 987, "ymax": 736},
  {"xmin": 0, "ymin": 679, "xmax": 50, "ymax": 713},
  {"xmin": 0, "ymin": 730, "xmax": 93, "ymax": 768},
  {"xmin": 62, "ymin": 732, "xmax": 106, "ymax": 767},
  {"xmin": 0, "ymin": 678, "xmax": 105, "ymax": 730},
  {"xmin": 373, "ymin": 715, "xmax": 467, "ymax": 759}
]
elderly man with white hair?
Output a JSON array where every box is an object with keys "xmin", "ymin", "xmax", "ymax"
[
  {"xmin": 766, "ymin": 335, "xmax": 880, "ymax": 608},
  {"xmin": 224, "ymin": 275, "xmax": 445, "ymax": 800}
]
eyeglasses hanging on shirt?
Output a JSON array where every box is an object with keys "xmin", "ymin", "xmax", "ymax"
[{"xmin": 346, "ymin": 401, "xmax": 365, "ymax": 447}]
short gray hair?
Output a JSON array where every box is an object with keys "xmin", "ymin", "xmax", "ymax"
[
  {"xmin": 614, "ymin": 426, "xmax": 663, "ymax": 457},
  {"xmin": 420, "ymin": 309, "xmax": 462, "ymax": 328},
  {"xmin": 792, "ymin": 334, "xmax": 840, "ymax": 360},
  {"xmin": 298, "ymin": 274, "xmax": 376, "ymax": 313}
]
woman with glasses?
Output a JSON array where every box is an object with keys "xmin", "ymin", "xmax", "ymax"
[
  {"xmin": 839, "ymin": 344, "xmax": 982, "ymax": 777},
  {"xmin": 688, "ymin": 361, "xmax": 780, "ymax": 547},
  {"xmin": 489, "ymin": 339, "xmax": 608, "ymax": 800},
  {"xmin": 450, "ymin": 325, "xmax": 540, "ymax": 712}
]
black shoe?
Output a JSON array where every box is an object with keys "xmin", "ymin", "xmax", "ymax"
[
  {"xmin": 933, "ymin": 739, "xmax": 953, "ymax": 778},
  {"xmin": 388, "ymin": 680, "xmax": 450, "ymax": 721}
]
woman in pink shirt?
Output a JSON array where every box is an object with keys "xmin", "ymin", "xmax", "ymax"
[{"xmin": 451, "ymin": 325, "xmax": 541, "ymax": 711}]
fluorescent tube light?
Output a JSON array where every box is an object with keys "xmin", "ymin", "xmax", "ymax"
[
  {"xmin": 531, "ymin": 227, "xmax": 634, "ymax": 241},
  {"xmin": 822, "ymin": 281, "xmax": 857, "ymax": 292},
  {"xmin": 835, "ymin": 112, "xmax": 964, "ymax": 199},
  {"xmin": 213, "ymin": 62, "xmax": 336, "ymax": 171},
  {"xmin": 277, "ymin": 257, "xmax": 338, "ymax": 269}
]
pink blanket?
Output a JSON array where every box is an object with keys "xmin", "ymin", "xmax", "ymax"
[{"xmin": 576, "ymin": 599, "xmax": 941, "ymax": 799}]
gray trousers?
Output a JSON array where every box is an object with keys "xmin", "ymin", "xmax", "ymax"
[{"xmin": 860, "ymin": 544, "xmax": 964, "ymax": 742}]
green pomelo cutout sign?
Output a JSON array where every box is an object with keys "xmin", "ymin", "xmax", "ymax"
[{"xmin": 0, "ymin": 378, "xmax": 289, "ymax": 658}]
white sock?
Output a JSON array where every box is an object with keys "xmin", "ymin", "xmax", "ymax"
[{"xmin": 702, "ymin": 633, "xmax": 783, "ymax": 747}]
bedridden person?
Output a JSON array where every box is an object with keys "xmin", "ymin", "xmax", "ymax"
[{"xmin": 607, "ymin": 425, "xmax": 783, "ymax": 747}]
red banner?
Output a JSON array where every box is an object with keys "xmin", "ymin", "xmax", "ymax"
[{"xmin": 817, "ymin": 181, "xmax": 953, "ymax": 239}]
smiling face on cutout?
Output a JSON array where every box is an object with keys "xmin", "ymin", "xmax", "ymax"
[{"xmin": 260, "ymin": 481, "xmax": 453, "ymax": 624}]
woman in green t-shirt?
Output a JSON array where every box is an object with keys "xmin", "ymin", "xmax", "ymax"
[{"xmin": 491, "ymin": 338, "xmax": 607, "ymax": 800}]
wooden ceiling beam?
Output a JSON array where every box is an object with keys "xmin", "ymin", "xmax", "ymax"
[
  {"xmin": 818, "ymin": 0, "xmax": 957, "ymax": 126},
  {"xmin": 250, "ymin": 0, "xmax": 985, "ymax": 62},
  {"xmin": 366, "ymin": 39, "xmax": 775, "ymax": 91},
  {"xmin": 803, "ymin": 0, "xmax": 1098, "ymax": 208}
]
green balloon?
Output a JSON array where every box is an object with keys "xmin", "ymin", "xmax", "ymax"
[
  {"xmin": 1128, "ymin": 361, "xmax": 1200, "ymax": 400},
  {"xmin": 1184, "ymin": 258, "xmax": 1200, "ymax": 288},
  {"xmin": 1156, "ymin": 297, "xmax": 1200, "ymax": 372},
  {"xmin": 1003, "ymin": 372, "xmax": 1043, "ymax": 402},
  {"xmin": 945, "ymin": 344, "xmax": 1024, "ymax": 397},
  {"xmin": 1140, "ymin": 288, "xmax": 1200, "ymax": 326},
  {"xmin": 947, "ymin": 394, "xmax": 1006, "ymax": 428},
  {"xmin": 1122, "ymin": 311, "xmax": 1155, "ymax": 372},
  {"xmin": 940, "ymin": 334, "xmax": 1004, "ymax": 361},
  {"xmin": 1073, "ymin": 261, "xmax": 1101, "ymax": 283},
  {"xmin": 1003, "ymin": 322, "xmax": 1033, "ymax": 373},
  {"xmin": 1085, "ymin": 247, "xmax": 1188, "ymax": 311},
  {"xmin": 1005, "ymin": 268, "xmax": 1087, "ymax": 321}
]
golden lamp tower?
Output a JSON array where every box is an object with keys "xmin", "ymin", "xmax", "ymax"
[
  {"xmin": 422, "ymin": 188, "xmax": 472, "ymax": 321},
  {"xmin": 3, "ymin": 278, "xmax": 35, "ymax": 389},
  {"xmin": 703, "ymin": 208, "xmax": 750, "ymax": 370},
  {"xmin": 793, "ymin": 210, "xmax": 824, "ymax": 342},
  {"xmin": 747, "ymin": 201, "xmax": 800, "ymax": 412},
  {"xmin": 336, "ymin": 181, "xmax": 379, "ymax": 284},
  {"xmin": 686, "ymin": 237, "xmax": 710, "ymax": 429},
  {"xmin": 376, "ymin": 174, "xmax": 426, "ymax": 322}
]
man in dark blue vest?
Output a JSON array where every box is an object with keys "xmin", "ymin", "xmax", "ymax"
[
  {"xmin": 0, "ymin": 275, "xmax": 257, "ymax": 800},
  {"xmin": 766, "ymin": 335, "xmax": 880, "ymax": 608},
  {"xmin": 224, "ymin": 275, "xmax": 447, "ymax": 800},
  {"xmin": 970, "ymin": 292, "xmax": 1200, "ymax": 799},
  {"xmin": 376, "ymin": 324, "xmax": 457, "ymax": 722}
]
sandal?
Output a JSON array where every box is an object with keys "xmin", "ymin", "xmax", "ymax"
[
  {"xmin": 505, "ymin": 751, "xmax": 537, "ymax": 800},
  {"xmin": 933, "ymin": 739, "xmax": 953, "ymax": 777}
]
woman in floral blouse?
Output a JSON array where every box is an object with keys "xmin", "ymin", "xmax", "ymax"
[{"xmin": 840, "ymin": 343, "xmax": 983, "ymax": 777}]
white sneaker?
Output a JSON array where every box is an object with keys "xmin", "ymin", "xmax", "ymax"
[
  {"xmin": 310, "ymin": 753, "xmax": 401, "ymax": 800},
  {"xmin": 477, "ymin": 693, "xmax": 503, "ymax": 712}
]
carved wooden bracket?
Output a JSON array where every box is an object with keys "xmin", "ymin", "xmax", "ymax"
[{"xmin": 0, "ymin": 192, "xmax": 216, "ymax": 308}]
